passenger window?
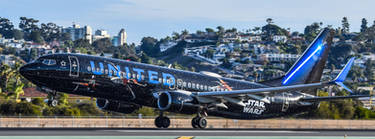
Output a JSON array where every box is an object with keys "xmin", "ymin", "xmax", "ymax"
[
  {"xmin": 42, "ymin": 59, "xmax": 49, "ymax": 65},
  {"xmin": 42, "ymin": 59, "xmax": 56, "ymax": 66}
]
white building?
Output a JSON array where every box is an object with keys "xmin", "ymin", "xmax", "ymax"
[
  {"xmin": 0, "ymin": 55, "xmax": 15, "ymax": 66},
  {"xmin": 272, "ymin": 35, "xmax": 287, "ymax": 43},
  {"xmin": 118, "ymin": 29, "xmax": 127, "ymax": 46},
  {"xmin": 258, "ymin": 53, "xmax": 300, "ymax": 62},
  {"xmin": 62, "ymin": 23, "xmax": 93, "ymax": 43},
  {"xmin": 112, "ymin": 29, "xmax": 127, "ymax": 47},
  {"xmin": 93, "ymin": 29, "xmax": 110, "ymax": 41},
  {"xmin": 249, "ymin": 35, "xmax": 262, "ymax": 42}
]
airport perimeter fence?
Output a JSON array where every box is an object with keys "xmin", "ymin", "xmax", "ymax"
[{"xmin": 0, "ymin": 116, "xmax": 374, "ymax": 129}]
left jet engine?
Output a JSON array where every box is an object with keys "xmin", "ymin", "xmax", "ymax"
[{"xmin": 157, "ymin": 91, "xmax": 195, "ymax": 112}]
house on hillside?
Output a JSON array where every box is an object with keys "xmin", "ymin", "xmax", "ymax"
[
  {"xmin": 257, "ymin": 53, "xmax": 300, "ymax": 62},
  {"xmin": 272, "ymin": 35, "xmax": 287, "ymax": 43}
]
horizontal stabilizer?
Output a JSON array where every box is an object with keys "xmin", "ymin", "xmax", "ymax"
[{"xmin": 334, "ymin": 57, "xmax": 355, "ymax": 93}]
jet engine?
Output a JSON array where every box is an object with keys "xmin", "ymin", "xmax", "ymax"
[
  {"xmin": 96, "ymin": 98, "xmax": 139, "ymax": 114},
  {"xmin": 157, "ymin": 91, "xmax": 195, "ymax": 112}
]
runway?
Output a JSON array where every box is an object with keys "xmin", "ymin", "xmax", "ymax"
[{"xmin": 0, "ymin": 128, "xmax": 374, "ymax": 137}]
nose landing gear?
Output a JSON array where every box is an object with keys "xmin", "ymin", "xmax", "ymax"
[{"xmin": 47, "ymin": 90, "xmax": 58, "ymax": 107}]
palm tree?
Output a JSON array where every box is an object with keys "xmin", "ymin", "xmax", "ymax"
[
  {"xmin": 181, "ymin": 29, "xmax": 189, "ymax": 36},
  {"xmin": 0, "ymin": 64, "xmax": 14, "ymax": 92},
  {"xmin": 13, "ymin": 83, "xmax": 24, "ymax": 103},
  {"xmin": 12, "ymin": 62, "xmax": 23, "ymax": 87}
]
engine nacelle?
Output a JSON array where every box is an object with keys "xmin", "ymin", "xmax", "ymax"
[
  {"xmin": 157, "ymin": 91, "xmax": 194, "ymax": 112},
  {"xmin": 96, "ymin": 98, "xmax": 139, "ymax": 114}
]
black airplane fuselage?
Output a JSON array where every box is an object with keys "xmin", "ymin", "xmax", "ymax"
[{"xmin": 20, "ymin": 53, "xmax": 318, "ymax": 119}]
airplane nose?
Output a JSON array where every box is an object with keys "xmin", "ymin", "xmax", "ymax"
[
  {"xmin": 19, "ymin": 64, "xmax": 27, "ymax": 77},
  {"xmin": 19, "ymin": 63, "xmax": 34, "ymax": 79}
]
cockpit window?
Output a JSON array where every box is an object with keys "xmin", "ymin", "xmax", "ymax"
[{"xmin": 42, "ymin": 59, "xmax": 57, "ymax": 66}]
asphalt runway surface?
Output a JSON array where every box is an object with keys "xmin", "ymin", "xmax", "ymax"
[{"xmin": 0, "ymin": 128, "xmax": 374, "ymax": 137}]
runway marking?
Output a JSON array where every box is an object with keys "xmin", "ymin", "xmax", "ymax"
[
  {"xmin": 176, "ymin": 136, "xmax": 194, "ymax": 139},
  {"xmin": 108, "ymin": 130, "xmax": 318, "ymax": 134}
]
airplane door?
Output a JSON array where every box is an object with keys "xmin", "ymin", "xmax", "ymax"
[{"xmin": 69, "ymin": 56, "xmax": 79, "ymax": 77}]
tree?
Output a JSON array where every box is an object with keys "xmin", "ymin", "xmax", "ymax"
[
  {"xmin": 0, "ymin": 64, "xmax": 13, "ymax": 92},
  {"xmin": 12, "ymin": 29, "xmax": 24, "ymax": 40},
  {"xmin": 181, "ymin": 29, "xmax": 189, "ymax": 36},
  {"xmin": 40, "ymin": 22, "xmax": 61, "ymax": 42},
  {"xmin": 205, "ymin": 28, "xmax": 214, "ymax": 33},
  {"xmin": 341, "ymin": 17, "xmax": 350, "ymax": 33},
  {"xmin": 0, "ymin": 17, "xmax": 14, "ymax": 39},
  {"xmin": 74, "ymin": 39, "xmax": 91, "ymax": 48},
  {"xmin": 30, "ymin": 30, "xmax": 44, "ymax": 43},
  {"xmin": 140, "ymin": 37, "xmax": 159, "ymax": 57},
  {"xmin": 361, "ymin": 18, "xmax": 368, "ymax": 32},
  {"xmin": 92, "ymin": 38, "xmax": 112, "ymax": 53},
  {"xmin": 141, "ymin": 53, "xmax": 153, "ymax": 64},
  {"xmin": 252, "ymin": 27, "xmax": 261, "ymax": 34},
  {"xmin": 19, "ymin": 17, "xmax": 39, "ymax": 40},
  {"xmin": 216, "ymin": 26, "xmax": 225, "ymax": 35},
  {"xmin": 304, "ymin": 22, "xmax": 321, "ymax": 43},
  {"xmin": 262, "ymin": 20, "xmax": 287, "ymax": 41},
  {"xmin": 266, "ymin": 18, "xmax": 273, "ymax": 24},
  {"xmin": 364, "ymin": 59, "xmax": 374, "ymax": 81},
  {"xmin": 172, "ymin": 32, "xmax": 180, "ymax": 40}
]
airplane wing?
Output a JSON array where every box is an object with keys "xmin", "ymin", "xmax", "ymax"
[
  {"xmin": 195, "ymin": 57, "xmax": 355, "ymax": 97},
  {"xmin": 196, "ymin": 81, "xmax": 335, "ymax": 97}
]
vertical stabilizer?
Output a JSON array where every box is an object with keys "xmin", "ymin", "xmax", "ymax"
[{"xmin": 282, "ymin": 28, "xmax": 333, "ymax": 86}]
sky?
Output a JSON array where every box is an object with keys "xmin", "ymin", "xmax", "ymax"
[{"xmin": 2, "ymin": 0, "xmax": 375, "ymax": 44}]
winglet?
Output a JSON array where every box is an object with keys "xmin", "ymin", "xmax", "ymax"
[{"xmin": 334, "ymin": 57, "xmax": 355, "ymax": 93}]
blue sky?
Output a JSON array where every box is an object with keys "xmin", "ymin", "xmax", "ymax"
[{"xmin": 2, "ymin": 0, "xmax": 375, "ymax": 44}]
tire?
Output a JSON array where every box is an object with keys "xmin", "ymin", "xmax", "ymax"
[
  {"xmin": 154, "ymin": 116, "xmax": 163, "ymax": 128},
  {"xmin": 198, "ymin": 117, "xmax": 207, "ymax": 129},
  {"xmin": 191, "ymin": 117, "xmax": 198, "ymax": 128},
  {"xmin": 48, "ymin": 99, "xmax": 58, "ymax": 107},
  {"xmin": 161, "ymin": 117, "xmax": 170, "ymax": 128}
]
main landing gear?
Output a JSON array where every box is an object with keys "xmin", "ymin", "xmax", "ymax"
[
  {"xmin": 154, "ymin": 112, "xmax": 170, "ymax": 128},
  {"xmin": 192, "ymin": 110, "xmax": 208, "ymax": 129},
  {"xmin": 154, "ymin": 110, "xmax": 208, "ymax": 129},
  {"xmin": 191, "ymin": 116, "xmax": 207, "ymax": 129}
]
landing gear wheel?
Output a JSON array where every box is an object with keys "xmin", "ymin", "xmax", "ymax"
[
  {"xmin": 154, "ymin": 116, "xmax": 170, "ymax": 128},
  {"xmin": 161, "ymin": 117, "xmax": 170, "ymax": 128},
  {"xmin": 47, "ymin": 91, "xmax": 58, "ymax": 107},
  {"xmin": 154, "ymin": 116, "xmax": 163, "ymax": 128},
  {"xmin": 48, "ymin": 99, "xmax": 58, "ymax": 107},
  {"xmin": 191, "ymin": 117, "xmax": 199, "ymax": 128},
  {"xmin": 198, "ymin": 117, "xmax": 207, "ymax": 129}
]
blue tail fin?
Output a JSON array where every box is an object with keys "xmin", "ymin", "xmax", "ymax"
[
  {"xmin": 334, "ymin": 57, "xmax": 355, "ymax": 93},
  {"xmin": 282, "ymin": 28, "xmax": 333, "ymax": 86}
]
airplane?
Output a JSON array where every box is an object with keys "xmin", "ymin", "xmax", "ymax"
[{"xmin": 19, "ymin": 28, "xmax": 370, "ymax": 129}]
